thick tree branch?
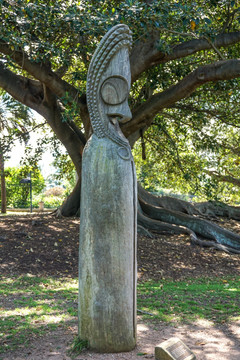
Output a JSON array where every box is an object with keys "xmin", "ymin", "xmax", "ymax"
[
  {"xmin": 0, "ymin": 62, "xmax": 85, "ymax": 173},
  {"xmin": 0, "ymin": 40, "xmax": 86, "ymax": 108},
  {"xmin": 123, "ymin": 59, "xmax": 240, "ymax": 139},
  {"xmin": 0, "ymin": 61, "xmax": 46, "ymax": 115},
  {"xmin": 130, "ymin": 31, "xmax": 240, "ymax": 81},
  {"xmin": 39, "ymin": 86, "xmax": 85, "ymax": 174},
  {"xmin": 205, "ymin": 170, "xmax": 240, "ymax": 187}
]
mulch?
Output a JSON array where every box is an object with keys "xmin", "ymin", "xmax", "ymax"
[{"xmin": 0, "ymin": 214, "xmax": 239, "ymax": 280}]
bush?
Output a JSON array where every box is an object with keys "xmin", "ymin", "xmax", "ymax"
[
  {"xmin": 44, "ymin": 186, "xmax": 65, "ymax": 197},
  {"xmin": 4, "ymin": 166, "xmax": 45, "ymax": 208},
  {"xmin": 33, "ymin": 194, "xmax": 65, "ymax": 209}
]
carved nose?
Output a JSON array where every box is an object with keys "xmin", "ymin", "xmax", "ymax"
[
  {"xmin": 120, "ymin": 107, "xmax": 132, "ymax": 123},
  {"xmin": 108, "ymin": 105, "xmax": 132, "ymax": 124},
  {"xmin": 121, "ymin": 104, "xmax": 132, "ymax": 123}
]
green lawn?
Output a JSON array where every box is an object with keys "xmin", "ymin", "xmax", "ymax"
[
  {"xmin": 0, "ymin": 275, "xmax": 78, "ymax": 353},
  {"xmin": 1, "ymin": 275, "xmax": 239, "ymax": 354},
  {"xmin": 138, "ymin": 277, "xmax": 240, "ymax": 323}
]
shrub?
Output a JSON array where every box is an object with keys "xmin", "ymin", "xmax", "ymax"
[
  {"xmin": 3, "ymin": 166, "xmax": 45, "ymax": 208},
  {"xmin": 44, "ymin": 186, "xmax": 65, "ymax": 197}
]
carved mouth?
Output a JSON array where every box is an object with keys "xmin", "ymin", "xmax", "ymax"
[
  {"xmin": 108, "ymin": 115, "xmax": 123, "ymax": 126},
  {"xmin": 108, "ymin": 115, "xmax": 127, "ymax": 139}
]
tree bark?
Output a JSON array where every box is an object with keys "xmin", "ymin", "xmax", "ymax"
[
  {"xmin": 138, "ymin": 190, "xmax": 240, "ymax": 252},
  {"xmin": 0, "ymin": 150, "xmax": 6, "ymax": 214},
  {"xmin": 57, "ymin": 177, "xmax": 81, "ymax": 217},
  {"xmin": 130, "ymin": 31, "xmax": 240, "ymax": 81},
  {"xmin": 195, "ymin": 201, "xmax": 240, "ymax": 221}
]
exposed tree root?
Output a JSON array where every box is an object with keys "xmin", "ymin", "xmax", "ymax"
[
  {"xmin": 138, "ymin": 184, "xmax": 204, "ymax": 216},
  {"xmin": 138, "ymin": 206, "xmax": 240, "ymax": 254},
  {"xmin": 59, "ymin": 180, "xmax": 240, "ymax": 253},
  {"xmin": 137, "ymin": 225, "xmax": 154, "ymax": 238},
  {"xmin": 138, "ymin": 206, "xmax": 196, "ymax": 238},
  {"xmin": 195, "ymin": 201, "xmax": 240, "ymax": 220},
  {"xmin": 138, "ymin": 191, "xmax": 240, "ymax": 252},
  {"xmin": 189, "ymin": 237, "xmax": 240, "ymax": 254}
]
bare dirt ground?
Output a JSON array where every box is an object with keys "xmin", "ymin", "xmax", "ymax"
[{"xmin": 1, "ymin": 214, "xmax": 240, "ymax": 360}]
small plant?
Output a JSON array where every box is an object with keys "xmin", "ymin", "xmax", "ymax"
[{"xmin": 68, "ymin": 337, "xmax": 89, "ymax": 357}]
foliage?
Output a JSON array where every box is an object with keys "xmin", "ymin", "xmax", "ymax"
[
  {"xmin": 0, "ymin": 93, "xmax": 36, "ymax": 157},
  {"xmin": 133, "ymin": 105, "xmax": 240, "ymax": 203},
  {"xmin": 68, "ymin": 337, "xmax": 89, "ymax": 356},
  {"xmin": 44, "ymin": 186, "xmax": 65, "ymax": 197},
  {"xmin": 2, "ymin": 166, "xmax": 45, "ymax": 208},
  {"xmin": 51, "ymin": 150, "xmax": 76, "ymax": 185},
  {"xmin": 33, "ymin": 192, "xmax": 65, "ymax": 209},
  {"xmin": 1, "ymin": 0, "xmax": 240, "ymax": 202}
]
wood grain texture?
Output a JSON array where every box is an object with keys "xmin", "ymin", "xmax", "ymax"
[
  {"xmin": 79, "ymin": 25, "xmax": 137, "ymax": 352},
  {"xmin": 79, "ymin": 136, "xmax": 137, "ymax": 352}
]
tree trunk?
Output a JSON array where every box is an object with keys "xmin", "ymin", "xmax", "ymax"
[
  {"xmin": 0, "ymin": 150, "xmax": 7, "ymax": 214},
  {"xmin": 57, "ymin": 177, "xmax": 81, "ymax": 217}
]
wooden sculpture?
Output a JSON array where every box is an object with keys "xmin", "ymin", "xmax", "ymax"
[{"xmin": 78, "ymin": 24, "xmax": 137, "ymax": 352}]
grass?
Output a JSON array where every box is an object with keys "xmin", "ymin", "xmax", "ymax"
[
  {"xmin": 138, "ymin": 277, "xmax": 240, "ymax": 323},
  {"xmin": 68, "ymin": 337, "xmax": 89, "ymax": 357},
  {"xmin": 0, "ymin": 275, "xmax": 78, "ymax": 353},
  {"xmin": 1, "ymin": 275, "xmax": 239, "ymax": 354}
]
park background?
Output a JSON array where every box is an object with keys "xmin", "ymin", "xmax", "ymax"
[{"xmin": 1, "ymin": 1, "xmax": 240, "ymax": 359}]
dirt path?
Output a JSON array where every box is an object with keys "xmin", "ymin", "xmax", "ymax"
[{"xmin": 2, "ymin": 319, "xmax": 240, "ymax": 360}]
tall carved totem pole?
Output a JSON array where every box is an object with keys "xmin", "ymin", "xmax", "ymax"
[{"xmin": 78, "ymin": 25, "xmax": 137, "ymax": 352}]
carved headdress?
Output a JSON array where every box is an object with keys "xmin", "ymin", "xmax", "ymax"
[{"xmin": 86, "ymin": 24, "xmax": 132, "ymax": 148}]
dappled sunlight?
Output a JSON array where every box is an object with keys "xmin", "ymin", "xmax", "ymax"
[
  {"xmin": 1, "ymin": 215, "xmax": 239, "ymax": 358},
  {"xmin": 39, "ymin": 314, "xmax": 73, "ymax": 324},
  {"xmin": 0, "ymin": 275, "xmax": 79, "ymax": 353},
  {"xmin": 3, "ymin": 307, "xmax": 40, "ymax": 316},
  {"xmin": 1, "ymin": 274, "xmax": 240, "ymax": 358},
  {"xmin": 47, "ymin": 224, "xmax": 67, "ymax": 232},
  {"xmin": 225, "ymin": 287, "xmax": 239, "ymax": 292},
  {"xmin": 137, "ymin": 323, "xmax": 149, "ymax": 332},
  {"xmin": 194, "ymin": 318, "xmax": 215, "ymax": 327},
  {"xmin": 135, "ymin": 320, "xmax": 240, "ymax": 360},
  {"xmin": 176, "ymin": 322, "xmax": 240, "ymax": 360},
  {"xmin": 38, "ymin": 278, "xmax": 78, "ymax": 291},
  {"xmin": 0, "ymin": 275, "xmax": 78, "ymax": 299}
]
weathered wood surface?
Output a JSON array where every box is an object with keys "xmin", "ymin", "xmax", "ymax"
[
  {"xmin": 79, "ymin": 135, "xmax": 137, "ymax": 352},
  {"xmin": 79, "ymin": 24, "xmax": 137, "ymax": 352}
]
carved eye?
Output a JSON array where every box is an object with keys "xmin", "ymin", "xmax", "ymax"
[{"xmin": 100, "ymin": 76, "xmax": 129, "ymax": 105}]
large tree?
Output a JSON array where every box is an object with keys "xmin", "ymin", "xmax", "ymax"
[
  {"xmin": 0, "ymin": 94, "xmax": 34, "ymax": 212},
  {"xmin": 1, "ymin": 0, "xmax": 240, "ymax": 252}
]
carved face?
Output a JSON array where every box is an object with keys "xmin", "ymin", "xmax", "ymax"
[{"xmin": 98, "ymin": 47, "xmax": 132, "ymax": 135}]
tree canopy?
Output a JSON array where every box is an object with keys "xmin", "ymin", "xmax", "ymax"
[{"xmin": 1, "ymin": 0, "xmax": 240, "ymax": 251}]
